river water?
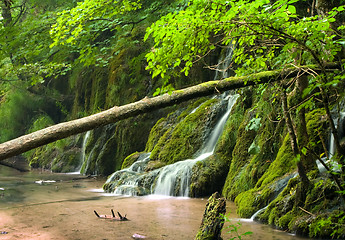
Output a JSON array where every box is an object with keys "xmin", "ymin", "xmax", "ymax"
[{"xmin": 0, "ymin": 166, "xmax": 309, "ymax": 240}]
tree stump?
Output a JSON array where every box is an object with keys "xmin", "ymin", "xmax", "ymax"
[{"xmin": 195, "ymin": 192, "xmax": 226, "ymax": 240}]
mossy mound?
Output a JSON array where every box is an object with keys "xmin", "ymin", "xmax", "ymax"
[
  {"xmin": 221, "ymin": 110, "xmax": 257, "ymax": 200},
  {"xmin": 121, "ymin": 152, "xmax": 142, "ymax": 169},
  {"xmin": 150, "ymin": 98, "xmax": 222, "ymax": 164},
  {"xmin": 190, "ymin": 155, "xmax": 229, "ymax": 197},
  {"xmin": 255, "ymin": 176, "xmax": 345, "ymax": 239}
]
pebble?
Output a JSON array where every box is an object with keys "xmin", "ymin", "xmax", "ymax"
[{"xmin": 132, "ymin": 233, "xmax": 146, "ymax": 239}]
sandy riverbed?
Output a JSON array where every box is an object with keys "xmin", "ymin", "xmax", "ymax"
[{"xmin": 0, "ymin": 176, "xmax": 208, "ymax": 240}]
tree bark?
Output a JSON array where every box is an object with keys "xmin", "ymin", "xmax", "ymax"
[
  {"xmin": 280, "ymin": 84, "xmax": 310, "ymax": 187},
  {"xmin": 0, "ymin": 64, "xmax": 340, "ymax": 161}
]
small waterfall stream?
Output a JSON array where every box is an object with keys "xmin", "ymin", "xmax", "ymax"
[
  {"xmin": 67, "ymin": 131, "xmax": 91, "ymax": 174},
  {"xmin": 81, "ymin": 131, "xmax": 91, "ymax": 166},
  {"xmin": 317, "ymin": 111, "xmax": 345, "ymax": 173},
  {"xmin": 105, "ymin": 45, "xmax": 237, "ymax": 197},
  {"xmin": 154, "ymin": 94, "xmax": 239, "ymax": 196},
  {"xmin": 105, "ymin": 94, "xmax": 239, "ymax": 196}
]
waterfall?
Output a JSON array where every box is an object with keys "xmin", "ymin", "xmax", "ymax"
[
  {"xmin": 107, "ymin": 153, "xmax": 154, "ymax": 196},
  {"xmin": 103, "ymin": 43, "xmax": 238, "ymax": 196},
  {"xmin": 67, "ymin": 131, "xmax": 91, "ymax": 174},
  {"xmin": 213, "ymin": 45, "xmax": 234, "ymax": 80},
  {"xmin": 317, "ymin": 111, "xmax": 345, "ymax": 173},
  {"xmin": 250, "ymin": 206, "xmax": 268, "ymax": 221},
  {"xmin": 81, "ymin": 131, "xmax": 91, "ymax": 165},
  {"xmin": 153, "ymin": 94, "xmax": 239, "ymax": 196},
  {"xmin": 104, "ymin": 94, "xmax": 239, "ymax": 197}
]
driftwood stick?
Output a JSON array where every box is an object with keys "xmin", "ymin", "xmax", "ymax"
[
  {"xmin": 94, "ymin": 210, "xmax": 100, "ymax": 218},
  {"xmin": 299, "ymin": 207, "xmax": 315, "ymax": 216}
]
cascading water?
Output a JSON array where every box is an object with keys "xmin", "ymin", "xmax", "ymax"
[
  {"xmin": 213, "ymin": 45, "xmax": 234, "ymax": 80},
  {"xmin": 154, "ymin": 94, "xmax": 239, "ymax": 196},
  {"xmin": 105, "ymin": 47, "xmax": 237, "ymax": 197},
  {"xmin": 247, "ymin": 172, "xmax": 298, "ymax": 221},
  {"xmin": 104, "ymin": 94, "xmax": 239, "ymax": 196},
  {"xmin": 106, "ymin": 153, "xmax": 154, "ymax": 195},
  {"xmin": 317, "ymin": 111, "xmax": 345, "ymax": 173},
  {"xmin": 81, "ymin": 131, "xmax": 91, "ymax": 164},
  {"xmin": 67, "ymin": 130, "xmax": 91, "ymax": 174}
]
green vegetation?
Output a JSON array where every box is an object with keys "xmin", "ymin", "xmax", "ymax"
[
  {"xmin": 1, "ymin": 0, "xmax": 345, "ymax": 238},
  {"xmin": 150, "ymin": 98, "xmax": 219, "ymax": 164}
]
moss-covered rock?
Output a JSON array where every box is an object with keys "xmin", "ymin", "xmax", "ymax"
[
  {"xmin": 150, "ymin": 98, "xmax": 221, "ymax": 164},
  {"xmin": 80, "ymin": 112, "xmax": 163, "ymax": 176},
  {"xmin": 222, "ymin": 110, "xmax": 257, "ymax": 200},
  {"xmin": 51, "ymin": 148, "xmax": 82, "ymax": 173},
  {"xmin": 121, "ymin": 152, "xmax": 141, "ymax": 169},
  {"xmin": 190, "ymin": 155, "xmax": 229, "ymax": 197}
]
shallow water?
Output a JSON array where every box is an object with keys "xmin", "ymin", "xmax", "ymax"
[{"xmin": 0, "ymin": 166, "xmax": 309, "ymax": 240}]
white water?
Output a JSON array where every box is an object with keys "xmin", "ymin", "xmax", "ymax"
[
  {"xmin": 81, "ymin": 131, "xmax": 91, "ymax": 165},
  {"xmin": 105, "ymin": 94, "xmax": 239, "ymax": 197},
  {"xmin": 76, "ymin": 131, "xmax": 91, "ymax": 174},
  {"xmin": 213, "ymin": 45, "xmax": 234, "ymax": 80},
  {"xmin": 66, "ymin": 131, "xmax": 91, "ymax": 174},
  {"xmin": 250, "ymin": 205, "xmax": 268, "ymax": 221},
  {"xmin": 316, "ymin": 111, "xmax": 345, "ymax": 173},
  {"xmin": 153, "ymin": 94, "xmax": 239, "ymax": 196},
  {"xmin": 105, "ymin": 153, "xmax": 153, "ymax": 196},
  {"xmin": 245, "ymin": 173, "xmax": 298, "ymax": 222}
]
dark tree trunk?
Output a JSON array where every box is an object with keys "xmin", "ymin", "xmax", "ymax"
[{"xmin": 280, "ymin": 85, "xmax": 310, "ymax": 186}]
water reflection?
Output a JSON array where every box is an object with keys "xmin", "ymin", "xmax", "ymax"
[{"xmin": 0, "ymin": 166, "xmax": 310, "ymax": 240}]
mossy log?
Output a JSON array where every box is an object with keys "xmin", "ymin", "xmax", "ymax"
[
  {"xmin": 0, "ymin": 64, "xmax": 340, "ymax": 161},
  {"xmin": 195, "ymin": 192, "xmax": 226, "ymax": 240}
]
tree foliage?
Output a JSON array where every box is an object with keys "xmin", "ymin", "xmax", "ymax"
[
  {"xmin": 145, "ymin": 0, "xmax": 345, "ymax": 79},
  {"xmin": 0, "ymin": 0, "xmax": 74, "ymax": 87},
  {"xmin": 145, "ymin": 0, "xmax": 345, "ymax": 190}
]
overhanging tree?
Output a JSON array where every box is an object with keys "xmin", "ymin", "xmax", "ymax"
[{"xmin": 143, "ymin": 0, "xmax": 345, "ymax": 190}]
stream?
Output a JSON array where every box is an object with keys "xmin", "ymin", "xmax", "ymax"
[{"xmin": 0, "ymin": 166, "xmax": 310, "ymax": 240}]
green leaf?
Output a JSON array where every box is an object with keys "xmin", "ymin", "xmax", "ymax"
[{"xmin": 288, "ymin": 5, "xmax": 296, "ymax": 14}]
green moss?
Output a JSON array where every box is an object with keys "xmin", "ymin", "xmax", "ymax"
[
  {"xmin": 151, "ymin": 98, "xmax": 218, "ymax": 164},
  {"xmin": 222, "ymin": 112, "xmax": 257, "ymax": 200},
  {"xmin": 51, "ymin": 148, "xmax": 82, "ymax": 173},
  {"xmin": 189, "ymin": 155, "xmax": 228, "ymax": 197},
  {"xmin": 145, "ymin": 118, "xmax": 167, "ymax": 152},
  {"xmin": 255, "ymin": 134, "xmax": 295, "ymax": 188},
  {"xmin": 145, "ymin": 160, "xmax": 166, "ymax": 171},
  {"xmin": 278, "ymin": 211, "xmax": 294, "ymax": 229},
  {"xmin": 235, "ymin": 189, "xmax": 260, "ymax": 218},
  {"xmin": 121, "ymin": 152, "xmax": 141, "ymax": 169}
]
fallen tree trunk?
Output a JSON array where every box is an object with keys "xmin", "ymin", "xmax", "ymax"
[{"xmin": 0, "ymin": 64, "xmax": 340, "ymax": 161}]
